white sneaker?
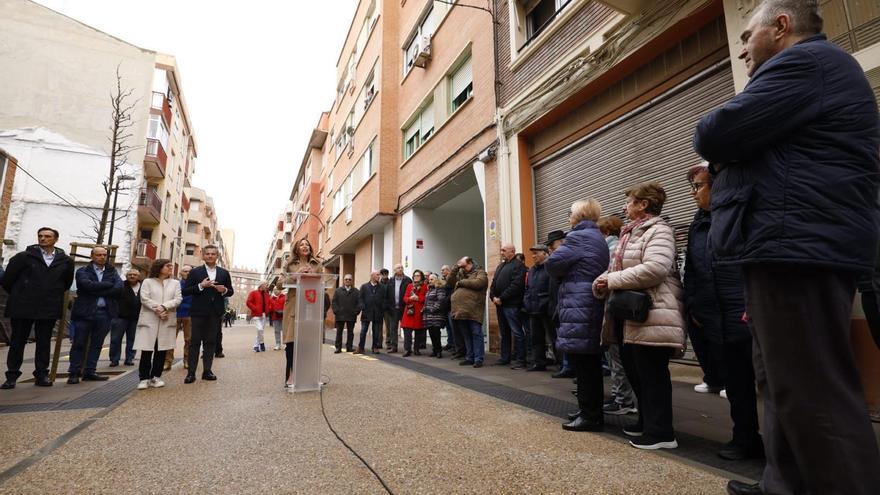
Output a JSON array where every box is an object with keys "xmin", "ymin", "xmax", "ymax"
[
  {"xmin": 149, "ymin": 378, "xmax": 165, "ymax": 388},
  {"xmin": 137, "ymin": 380, "xmax": 149, "ymax": 390},
  {"xmin": 719, "ymin": 389, "xmax": 728, "ymax": 399},
  {"xmin": 694, "ymin": 382, "xmax": 723, "ymax": 394},
  {"xmin": 274, "ymin": 345, "xmax": 281, "ymax": 351}
]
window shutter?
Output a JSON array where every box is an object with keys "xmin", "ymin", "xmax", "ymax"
[
  {"xmin": 420, "ymin": 103, "xmax": 435, "ymax": 138},
  {"xmin": 404, "ymin": 119, "xmax": 420, "ymax": 141},
  {"xmin": 451, "ymin": 57, "xmax": 473, "ymax": 99}
]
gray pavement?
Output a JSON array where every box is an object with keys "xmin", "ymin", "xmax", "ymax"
[{"xmin": 0, "ymin": 324, "xmax": 738, "ymax": 494}]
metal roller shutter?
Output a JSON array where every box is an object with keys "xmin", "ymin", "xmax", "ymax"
[{"xmin": 533, "ymin": 61, "xmax": 736, "ymax": 250}]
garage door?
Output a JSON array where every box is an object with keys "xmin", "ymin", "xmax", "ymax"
[{"xmin": 533, "ymin": 62, "xmax": 736, "ymax": 248}]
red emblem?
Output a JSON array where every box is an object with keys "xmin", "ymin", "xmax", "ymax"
[{"xmin": 305, "ymin": 289, "xmax": 317, "ymax": 304}]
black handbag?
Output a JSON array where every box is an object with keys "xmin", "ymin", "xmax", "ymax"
[{"xmin": 607, "ymin": 290, "xmax": 652, "ymax": 323}]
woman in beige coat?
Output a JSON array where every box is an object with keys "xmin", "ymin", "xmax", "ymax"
[
  {"xmin": 593, "ymin": 181, "xmax": 685, "ymax": 450},
  {"xmin": 282, "ymin": 238, "xmax": 323, "ymax": 388},
  {"xmin": 133, "ymin": 259, "xmax": 182, "ymax": 390}
]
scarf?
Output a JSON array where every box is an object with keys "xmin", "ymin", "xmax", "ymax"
[{"xmin": 610, "ymin": 215, "xmax": 652, "ymax": 272}]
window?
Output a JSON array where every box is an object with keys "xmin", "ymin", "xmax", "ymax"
[
  {"xmin": 355, "ymin": 0, "xmax": 378, "ymax": 57},
  {"xmin": 148, "ymin": 115, "xmax": 169, "ymax": 149},
  {"xmin": 190, "ymin": 200, "xmax": 200, "ymax": 212},
  {"xmin": 523, "ymin": 0, "xmax": 571, "ymax": 47},
  {"xmin": 187, "ymin": 222, "xmax": 198, "ymax": 233},
  {"xmin": 333, "ymin": 189, "xmax": 344, "ymax": 218},
  {"xmin": 327, "ymin": 171, "xmax": 334, "ymax": 196},
  {"xmin": 344, "ymin": 175, "xmax": 353, "ymax": 222},
  {"xmin": 185, "ymin": 244, "xmax": 196, "ymax": 256},
  {"xmin": 404, "ymin": 10, "xmax": 436, "ymax": 74},
  {"xmin": 403, "ymin": 101, "xmax": 435, "ymax": 160},
  {"xmin": 326, "ymin": 215, "xmax": 332, "ymax": 239},
  {"xmin": 164, "ymin": 192, "xmax": 171, "ymax": 220},
  {"xmin": 361, "ymin": 139, "xmax": 375, "ymax": 185},
  {"xmin": 450, "ymin": 55, "xmax": 473, "ymax": 112},
  {"xmin": 320, "ymin": 188, "xmax": 325, "ymax": 210}
]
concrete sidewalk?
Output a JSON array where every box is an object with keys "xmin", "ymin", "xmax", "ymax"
[{"xmin": 0, "ymin": 324, "xmax": 730, "ymax": 494}]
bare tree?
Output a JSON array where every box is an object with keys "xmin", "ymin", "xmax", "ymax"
[{"xmin": 94, "ymin": 64, "xmax": 139, "ymax": 244}]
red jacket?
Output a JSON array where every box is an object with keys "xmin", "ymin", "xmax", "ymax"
[
  {"xmin": 270, "ymin": 293, "xmax": 286, "ymax": 321},
  {"xmin": 400, "ymin": 282, "xmax": 427, "ymax": 330},
  {"xmin": 246, "ymin": 289, "xmax": 272, "ymax": 318}
]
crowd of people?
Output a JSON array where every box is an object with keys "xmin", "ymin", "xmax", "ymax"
[{"xmin": 1, "ymin": 2, "xmax": 879, "ymax": 494}]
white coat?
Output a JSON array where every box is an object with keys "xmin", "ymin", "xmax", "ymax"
[{"xmin": 133, "ymin": 277, "xmax": 183, "ymax": 351}]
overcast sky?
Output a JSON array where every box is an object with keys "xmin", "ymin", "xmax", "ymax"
[{"xmin": 34, "ymin": 0, "xmax": 358, "ymax": 270}]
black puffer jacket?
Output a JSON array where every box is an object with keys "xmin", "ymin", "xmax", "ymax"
[
  {"xmin": 684, "ymin": 209, "xmax": 749, "ymax": 343},
  {"xmin": 1, "ymin": 245, "xmax": 74, "ymax": 320},
  {"xmin": 523, "ymin": 262, "xmax": 551, "ymax": 316},
  {"xmin": 490, "ymin": 258, "xmax": 526, "ymax": 307}
]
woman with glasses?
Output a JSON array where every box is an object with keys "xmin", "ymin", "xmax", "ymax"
[{"xmin": 133, "ymin": 259, "xmax": 182, "ymax": 390}]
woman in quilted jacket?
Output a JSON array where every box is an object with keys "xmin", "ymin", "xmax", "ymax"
[
  {"xmin": 545, "ymin": 199, "xmax": 609, "ymax": 432},
  {"xmin": 593, "ymin": 181, "xmax": 686, "ymax": 450},
  {"xmin": 422, "ymin": 273, "xmax": 450, "ymax": 358}
]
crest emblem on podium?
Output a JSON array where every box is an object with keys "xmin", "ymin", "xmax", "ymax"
[{"xmin": 305, "ymin": 289, "xmax": 317, "ymax": 304}]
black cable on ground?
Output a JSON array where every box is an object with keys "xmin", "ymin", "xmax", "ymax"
[{"xmin": 318, "ymin": 376, "xmax": 395, "ymax": 495}]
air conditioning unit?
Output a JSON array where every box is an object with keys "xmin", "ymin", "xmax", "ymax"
[{"xmin": 413, "ymin": 35, "xmax": 432, "ymax": 68}]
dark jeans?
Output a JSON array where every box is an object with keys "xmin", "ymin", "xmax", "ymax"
[
  {"xmin": 403, "ymin": 328, "xmax": 426, "ymax": 352},
  {"xmin": 530, "ymin": 314, "xmax": 557, "ymax": 367},
  {"xmin": 427, "ymin": 326, "xmax": 442, "ymax": 354},
  {"xmin": 457, "ymin": 319, "xmax": 484, "ymax": 364},
  {"xmin": 687, "ymin": 318, "xmax": 726, "ymax": 388},
  {"xmin": 5, "ymin": 319, "xmax": 55, "ymax": 381},
  {"xmin": 189, "ymin": 315, "xmax": 221, "ymax": 374},
  {"xmin": 621, "ymin": 342, "xmax": 675, "ymax": 440},
  {"xmin": 358, "ymin": 319, "xmax": 383, "ymax": 350},
  {"xmin": 335, "ymin": 320, "xmax": 355, "ymax": 351},
  {"xmin": 384, "ymin": 311, "xmax": 398, "ymax": 348},
  {"xmin": 69, "ymin": 309, "xmax": 112, "ymax": 375},
  {"xmin": 568, "ymin": 353, "xmax": 604, "ymax": 423},
  {"xmin": 744, "ymin": 265, "xmax": 880, "ymax": 495},
  {"xmin": 724, "ymin": 337, "xmax": 760, "ymax": 445},
  {"xmin": 215, "ymin": 323, "xmax": 224, "ymax": 355},
  {"xmin": 139, "ymin": 340, "xmax": 166, "ymax": 380},
  {"xmin": 110, "ymin": 317, "xmax": 137, "ymax": 364},
  {"xmin": 445, "ymin": 312, "xmax": 455, "ymax": 347},
  {"xmin": 497, "ymin": 306, "xmax": 526, "ymax": 364},
  {"xmin": 861, "ymin": 290, "xmax": 880, "ymax": 349}
]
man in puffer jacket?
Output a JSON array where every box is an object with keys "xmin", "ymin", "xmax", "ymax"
[{"xmin": 446, "ymin": 257, "xmax": 488, "ymax": 368}]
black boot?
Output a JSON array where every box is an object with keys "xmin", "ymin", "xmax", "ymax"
[
  {"xmin": 562, "ymin": 416, "xmax": 603, "ymax": 432},
  {"xmin": 726, "ymin": 480, "xmax": 763, "ymax": 495}
]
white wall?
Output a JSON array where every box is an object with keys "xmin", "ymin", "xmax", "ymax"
[
  {"xmin": 383, "ymin": 222, "xmax": 393, "ymax": 270},
  {"xmin": 401, "ymin": 210, "xmax": 414, "ymax": 273},
  {"xmin": 406, "ymin": 186, "xmax": 485, "ymax": 275},
  {"xmin": 0, "ymin": 128, "xmax": 136, "ymax": 266}
]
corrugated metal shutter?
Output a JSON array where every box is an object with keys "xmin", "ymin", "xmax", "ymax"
[
  {"xmin": 867, "ymin": 66, "xmax": 880, "ymax": 106},
  {"xmin": 533, "ymin": 62, "xmax": 736, "ymax": 250}
]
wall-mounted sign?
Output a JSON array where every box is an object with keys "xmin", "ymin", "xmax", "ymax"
[
  {"xmin": 416, "ymin": 239, "xmax": 424, "ymax": 249},
  {"xmin": 488, "ymin": 219, "xmax": 497, "ymax": 240}
]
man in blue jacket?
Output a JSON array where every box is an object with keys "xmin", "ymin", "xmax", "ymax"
[
  {"xmin": 694, "ymin": 2, "xmax": 880, "ymax": 494},
  {"xmin": 68, "ymin": 246, "xmax": 123, "ymax": 384}
]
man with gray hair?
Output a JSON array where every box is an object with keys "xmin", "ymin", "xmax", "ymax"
[
  {"xmin": 110, "ymin": 269, "xmax": 141, "ymax": 367},
  {"xmin": 489, "ymin": 243, "xmax": 526, "ymax": 368},
  {"xmin": 695, "ymin": 1, "xmax": 880, "ymax": 493}
]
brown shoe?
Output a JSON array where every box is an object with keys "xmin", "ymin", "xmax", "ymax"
[{"xmin": 353, "ymin": 348, "xmax": 364, "ymax": 355}]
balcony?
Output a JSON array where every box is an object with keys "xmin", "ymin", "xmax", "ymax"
[
  {"xmin": 131, "ymin": 239, "xmax": 157, "ymax": 269},
  {"xmin": 151, "ymin": 91, "xmax": 173, "ymax": 127},
  {"xmin": 137, "ymin": 188, "xmax": 162, "ymax": 225},
  {"xmin": 144, "ymin": 139, "xmax": 167, "ymax": 179}
]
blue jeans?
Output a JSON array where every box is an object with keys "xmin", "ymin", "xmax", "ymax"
[
  {"xmin": 445, "ymin": 312, "xmax": 455, "ymax": 347},
  {"xmin": 109, "ymin": 318, "xmax": 137, "ymax": 363},
  {"xmin": 69, "ymin": 309, "xmax": 112, "ymax": 375},
  {"xmin": 497, "ymin": 306, "xmax": 526, "ymax": 364},
  {"xmin": 358, "ymin": 319, "xmax": 383, "ymax": 350},
  {"xmin": 458, "ymin": 319, "xmax": 485, "ymax": 364}
]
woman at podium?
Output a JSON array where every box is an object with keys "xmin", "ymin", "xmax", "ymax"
[{"xmin": 281, "ymin": 238, "xmax": 323, "ymax": 388}]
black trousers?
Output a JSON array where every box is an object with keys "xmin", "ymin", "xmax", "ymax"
[
  {"xmin": 687, "ymin": 319, "xmax": 727, "ymax": 388},
  {"xmin": 530, "ymin": 314, "xmax": 557, "ymax": 367},
  {"xmin": 188, "ymin": 315, "xmax": 221, "ymax": 374},
  {"xmin": 5, "ymin": 319, "xmax": 55, "ymax": 381},
  {"xmin": 723, "ymin": 338, "xmax": 760, "ymax": 445},
  {"xmin": 139, "ymin": 340, "xmax": 166, "ymax": 380},
  {"xmin": 427, "ymin": 326, "xmax": 442, "ymax": 354},
  {"xmin": 285, "ymin": 342, "xmax": 295, "ymax": 381},
  {"xmin": 452, "ymin": 318, "xmax": 468, "ymax": 356},
  {"xmin": 215, "ymin": 322, "xmax": 224, "ymax": 355},
  {"xmin": 335, "ymin": 320, "xmax": 355, "ymax": 350},
  {"xmin": 568, "ymin": 353, "xmax": 604, "ymax": 423},
  {"xmin": 861, "ymin": 290, "xmax": 880, "ymax": 349},
  {"xmin": 621, "ymin": 343, "xmax": 675, "ymax": 440},
  {"xmin": 744, "ymin": 265, "xmax": 880, "ymax": 495},
  {"xmin": 403, "ymin": 328, "xmax": 426, "ymax": 352}
]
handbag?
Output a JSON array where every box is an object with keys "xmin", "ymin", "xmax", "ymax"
[
  {"xmin": 405, "ymin": 304, "xmax": 415, "ymax": 317},
  {"xmin": 607, "ymin": 290, "xmax": 652, "ymax": 323}
]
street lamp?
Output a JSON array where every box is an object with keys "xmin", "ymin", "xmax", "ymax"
[
  {"xmin": 295, "ymin": 210, "xmax": 326, "ymax": 230},
  {"xmin": 107, "ymin": 174, "xmax": 136, "ymax": 246}
]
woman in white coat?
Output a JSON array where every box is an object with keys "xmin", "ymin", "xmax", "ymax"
[{"xmin": 133, "ymin": 259, "xmax": 182, "ymax": 390}]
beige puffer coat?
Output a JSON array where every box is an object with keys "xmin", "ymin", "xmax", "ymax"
[
  {"xmin": 593, "ymin": 216, "xmax": 686, "ymax": 350},
  {"xmin": 282, "ymin": 257, "xmax": 323, "ymax": 344}
]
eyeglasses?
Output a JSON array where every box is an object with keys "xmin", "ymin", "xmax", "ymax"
[{"xmin": 689, "ymin": 181, "xmax": 710, "ymax": 192}]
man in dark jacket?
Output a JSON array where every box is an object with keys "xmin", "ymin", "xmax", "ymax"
[
  {"xmin": 182, "ymin": 245, "xmax": 234, "ymax": 383},
  {"xmin": 385, "ymin": 264, "xmax": 412, "ymax": 353},
  {"xmin": 489, "ymin": 243, "xmax": 526, "ymax": 368},
  {"xmin": 68, "ymin": 246, "xmax": 123, "ymax": 384},
  {"xmin": 332, "ymin": 274, "xmax": 360, "ymax": 353},
  {"xmin": 109, "ymin": 269, "xmax": 140, "ymax": 367},
  {"xmin": 523, "ymin": 244, "xmax": 554, "ymax": 372},
  {"xmin": 1, "ymin": 228, "xmax": 74, "ymax": 389},
  {"xmin": 356, "ymin": 270, "xmax": 387, "ymax": 354},
  {"xmin": 694, "ymin": 3, "xmax": 880, "ymax": 494},
  {"xmin": 165, "ymin": 265, "xmax": 193, "ymax": 369},
  {"xmin": 684, "ymin": 164, "xmax": 761, "ymax": 462}
]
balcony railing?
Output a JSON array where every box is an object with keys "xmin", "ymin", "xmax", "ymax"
[
  {"xmin": 144, "ymin": 139, "xmax": 167, "ymax": 178},
  {"xmin": 137, "ymin": 188, "xmax": 162, "ymax": 224},
  {"xmin": 151, "ymin": 91, "xmax": 173, "ymax": 126},
  {"xmin": 132, "ymin": 238, "xmax": 158, "ymax": 269}
]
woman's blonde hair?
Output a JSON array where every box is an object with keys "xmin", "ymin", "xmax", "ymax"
[
  {"xmin": 623, "ymin": 181, "xmax": 667, "ymax": 215},
  {"xmin": 429, "ymin": 273, "xmax": 444, "ymax": 288},
  {"xmin": 570, "ymin": 199, "xmax": 602, "ymax": 224}
]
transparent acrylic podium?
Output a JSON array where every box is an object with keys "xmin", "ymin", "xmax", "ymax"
[{"xmin": 283, "ymin": 272, "xmax": 337, "ymax": 393}]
